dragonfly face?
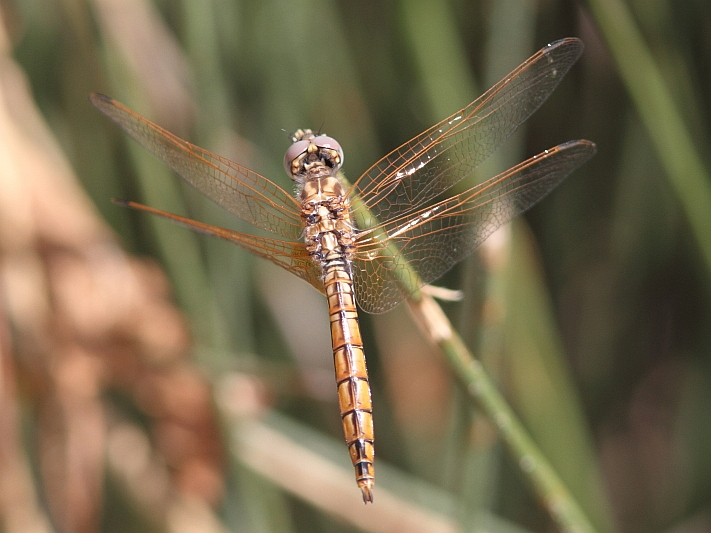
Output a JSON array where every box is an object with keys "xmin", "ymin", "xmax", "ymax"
[
  {"xmin": 91, "ymin": 37, "xmax": 596, "ymax": 503},
  {"xmin": 284, "ymin": 129, "xmax": 344, "ymax": 181}
]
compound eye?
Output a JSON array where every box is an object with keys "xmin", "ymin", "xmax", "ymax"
[
  {"xmin": 312, "ymin": 136, "xmax": 344, "ymax": 167},
  {"xmin": 283, "ymin": 139, "xmax": 310, "ymax": 177}
]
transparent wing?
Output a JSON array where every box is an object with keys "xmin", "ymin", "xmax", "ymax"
[
  {"xmin": 91, "ymin": 94, "xmax": 304, "ymax": 240},
  {"xmin": 351, "ymin": 140, "xmax": 596, "ymax": 313},
  {"xmin": 115, "ymin": 200, "xmax": 324, "ymax": 293},
  {"xmin": 348, "ymin": 38, "xmax": 584, "ymax": 226}
]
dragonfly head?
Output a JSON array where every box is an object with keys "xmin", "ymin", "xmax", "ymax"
[{"xmin": 284, "ymin": 129, "xmax": 344, "ymax": 181}]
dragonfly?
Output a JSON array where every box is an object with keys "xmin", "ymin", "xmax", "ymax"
[{"xmin": 91, "ymin": 37, "xmax": 595, "ymax": 503}]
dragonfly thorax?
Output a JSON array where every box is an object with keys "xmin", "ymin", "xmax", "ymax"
[
  {"xmin": 300, "ymin": 179, "xmax": 355, "ymax": 261},
  {"xmin": 305, "ymin": 204, "xmax": 336, "ymax": 224}
]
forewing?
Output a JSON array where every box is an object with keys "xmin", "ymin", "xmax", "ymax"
[
  {"xmin": 348, "ymin": 38, "xmax": 584, "ymax": 226},
  {"xmin": 352, "ymin": 140, "xmax": 596, "ymax": 313},
  {"xmin": 115, "ymin": 200, "xmax": 324, "ymax": 293},
  {"xmin": 91, "ymin": 94, "xmax": 304, "ymax": 240}
]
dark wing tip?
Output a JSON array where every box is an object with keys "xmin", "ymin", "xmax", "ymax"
[
  {"xmin": 559, "ymin": 139, "xmax": 597, "ymax": 157},
  {"xmin": 111, "ymin": 198, "xmax": 132, "ymax": 208},
  {"xmin": 544, "ymin": 37, "xmax": 584, "ymax": 65},
  {"xmin": 547, "ymin": 36, "xmax": 584, "ymax": 52},
  {"xmin": 549, "ymin": 36, "xmax": 582, "ymax": 47},
  {"xmin": 89, "ymin": 92, "xmax": 113, "ymax": 106}
]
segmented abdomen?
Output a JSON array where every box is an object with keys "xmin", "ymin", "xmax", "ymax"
[{"xmin": 324, "ymin": 261, "xmax": 375, "ymax": 503}]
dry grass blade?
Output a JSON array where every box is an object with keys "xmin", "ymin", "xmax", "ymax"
[
  {"xmin": 219, "ymin": 374, "xmax": 459, "ymax": 533},
  {"xmin": 91, "ymin": 0, "xmax": 195, "ymax": 131},
  {"xmin": 0, "ymin": 303, "xmax": 54, "ymax": 533},
  {"xmin": 0, "ymin": 10, "xmax": 224, "ymax": 533}
]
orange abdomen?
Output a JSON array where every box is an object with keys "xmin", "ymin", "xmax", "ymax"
[{"xmin": 324, "ymin": 262, "xmax": 375, "ymax": 503}]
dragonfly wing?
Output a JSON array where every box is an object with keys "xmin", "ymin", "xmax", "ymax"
[
  {"xmin": 348, "ymin": 38, "xmax": 584, "ymax": 227},
  {"xmin": 91, "ymin": 94, "xmax": 304, "ymax": 240},
  {"xmin": 115, "ymin": 200, "xmax": 324, "ymax": 293},
  {"xmin": 351, "ymin": 140, "xmax": 596, "ymax": 313}
]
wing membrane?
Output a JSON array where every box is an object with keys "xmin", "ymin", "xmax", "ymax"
[
  {"xmin": 348, "ymin": 38, "xmax": 584, "ymax": 226},
  {"xmin": 91, "ymin": 94, "xmax": 304, "ymax": 239},
  {"xmin": 351, "ymin": 140, "xmax": 596, "ymax": 313},
  {"xmin": 115, "ymin": 200, "xmax": 323, "ymax": 293}
]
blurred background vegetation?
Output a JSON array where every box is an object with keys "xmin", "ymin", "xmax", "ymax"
[{"xmin": 0, "ymin": 0, "xmax": 710, "ymax": 532}]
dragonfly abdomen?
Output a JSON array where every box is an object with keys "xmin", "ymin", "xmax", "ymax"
[{"xmin": 324, "ymin": 259, "xmax": 375, "ymax": 503}]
